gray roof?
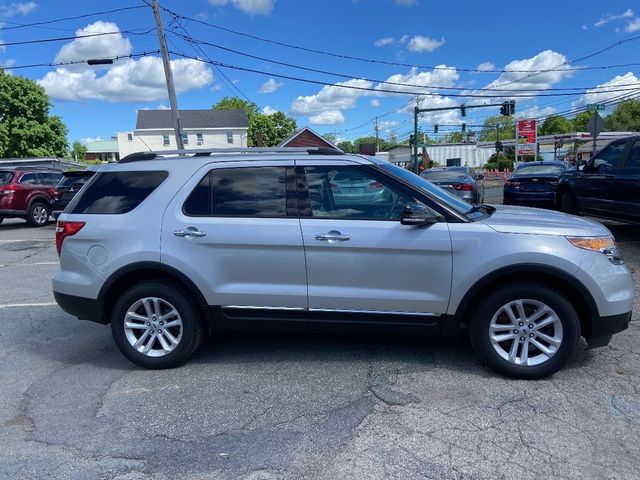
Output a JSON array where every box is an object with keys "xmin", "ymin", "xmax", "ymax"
[{"xmin": 136, "ymin": 109, "xmax": 248, "ymax": 130}]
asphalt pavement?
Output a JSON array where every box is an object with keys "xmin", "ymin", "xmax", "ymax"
[{"xmin": 0, "ymin": 209, "xmax": 639, "ymax": 480}]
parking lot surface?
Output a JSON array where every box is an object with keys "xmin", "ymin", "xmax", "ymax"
[{"xmin": 1, "ymin": 215, "xmax": 639, "ymax": 480}]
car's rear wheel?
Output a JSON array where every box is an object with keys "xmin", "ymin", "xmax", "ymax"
[
  {"xmin": 559, "ymin": 191, "xmax": 576, "ymax": 214},
  {"xmin": 469, "ymin": 284, "xmax": 580, "ymax": 379},
  {"xmin": 26, "ymin": 202, "xmax": 50, "ymax": 227},
  {"xmin": 111, "ymin": 281, "xmax": 205, "ymax": 369}
]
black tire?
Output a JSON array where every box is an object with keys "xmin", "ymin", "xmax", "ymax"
[
  {"xmin": 111, "ymin": 281, "xmax": 205, "ymax": 369},
  {"xmin": 469, "ymin": 283, "xmax": 580, "ymax": 379},
  {"xmin": 559, "ymin": 191, "xmax": 576, "ymax": 214},
  {"xmin": 26, "ymin": 202, "xmax": 50, "ymax": 227}
]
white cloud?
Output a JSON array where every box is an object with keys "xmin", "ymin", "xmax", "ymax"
[
  {"xmin": 573, "ymin": 72, "xmax": 640, "ymax": 110},
  {"xmin": 399, "ymin": 35, "xmax": 409, "ymax": 44},
  {"xmin": 477, "ymin": 62, "xmax": 495, "ymax": 72},
  {"xmin": 379, "ymin": 120, "xmax": 400, "ymax": 132},
  {"xmin": 208, "ymin": 0, "xmax": 274, "ymax": 16},
  {"xmin": 80, "ymin": 136, "xmax": 103, "ymax": 144},
  {"xmin": 482, "ymin": 50, "xmax": 572, "ymax": 95},
  {"xmin": 594, "ymin": 9, "xmax": 633, "ymax": 27},
  {"xmin": 371, "ymin": 99, "xmax": 381, "ymax": 107},
  {"xmin": 394, "ymin": 0, "xmax": 416, "ymax": 6},
  {"xmin": 374, "ymin": 37, "xmax": 395, "ymax": 47},
  {"xmin": 309, "ymin": 110, "xmax": 345, "ymax": 125},
  {"xmin": 519, "ymin": 105, "xmax": 556, "ymax": 119},
  {"xmin": 625, "ymin": 17, "xmax": 640, "ymax": 32},
  {"xmin": 377, "ymin": 65, "xmax": 459, "ymax": 94},
  {"xmin": 54, "ymin": 21, "xmax": 132, "ymax": 71},
  {"xmin": 407, "ymin": 35, "xmax": 445, "ymax": 53},
  {"xmin": 581, "ymin": 24, "xmax": 589, "ymax": 30},
  {"xmin": 258, "ymin": 78, "xmax": 283, "ymax": 93},
  {"xmin": 262, "ymin": 105, "xmax": 278, "ymax": 115},
  {"xmin": 291, "ymin": 78, "xmax": 374, "ymax": 115},
  {"xmin": 39, "ymin": 57, "xmax": 213, "ymax": 103},
  {"xmin": 1, "ymin": 2, "xmax": 37, "ymax": 16}
]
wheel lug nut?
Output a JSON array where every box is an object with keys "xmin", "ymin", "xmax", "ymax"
[
  {"xmin": 513, "ymin": 329, "xmax": 518, "ymax": 334},
  {"xmin": 158, "ymin": 329, "xmax": 162, "ymax": 333},
  {"xmin": 518, "ymin": 322, "xmax": 524, "ymax": 326},
  {"xmin": 529, "ymin": 333, "xmax": 534, "ymax": 338},
  {"xmin": 150, "ymin": 330, "xmax": 154, "ymax": 333},
  {"xmin": 528, "ymin": 324, "xmax": 534, "ymax": 329},
  {"xmin": 160, "ymin": 321, "xmax": 164, "ymax": 326},
  {"xmin": 146, "ymin": 322, "xmax": 150, "ymax": 326},
  {"xmin": 520, "ymin": 336, "xmax": 525, "ymax": 341}
]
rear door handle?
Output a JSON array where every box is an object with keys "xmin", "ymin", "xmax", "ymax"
[
  {"xmin": 315, "ymin": 230, "xmax": 350, "ymax": 242},
  {"xmin": 174, "ymin": 227, "xmax": 206, "ymax": 238}
]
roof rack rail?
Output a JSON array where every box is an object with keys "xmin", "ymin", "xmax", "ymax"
[{"xmin": 119, "ymin": 146, "xmax": 344, "ymax": 163}]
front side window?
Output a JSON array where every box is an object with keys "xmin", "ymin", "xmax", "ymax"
[
  {"xmin": 19, "ymin": 173, "xmax": 37, "ymax": 185},
  {"xmin": 226, "ymin": 132, "xmax": 234, "ymax": 144},
  {"xmin": 625, "ymin": 141, "xmax": 640, "ymax": 169},
  {"xmin": 163, "ymin": 134, "xmax": 170, "ymax": 147},
  {"xmin": 184, "ymin": 167, "xmax": 289, "ymax": 217},
  {"xmin": 592, "ymin": 141, "xmax": 629, "ymax": 171},
  {"xmin": 299, "ymin": 166, "xmax": 413, "ymax": 220},
  {"xmin": 67, "ymin": 171, "xmax": 168, "ymax": 214}
]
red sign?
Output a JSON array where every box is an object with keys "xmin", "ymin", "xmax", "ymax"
[{"xmin": 517, "ymin": 119, "xmax": 537, "ymax": 155}]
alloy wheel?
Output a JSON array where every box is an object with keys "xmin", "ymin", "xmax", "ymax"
[
  {"xmin": 32, "ymin": 205, "xmax": 48, "ymax": 225},
  {"xmin": 123, "ymin": 297, "xmax": 183, "ymax": 357}
]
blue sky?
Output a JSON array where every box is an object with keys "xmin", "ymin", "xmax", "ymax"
[{"xmin": 1, "ymin": 0, "xmax": 639, "ymax": 145}]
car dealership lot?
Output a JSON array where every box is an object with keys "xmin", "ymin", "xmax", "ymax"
[{"xmin": 0, "ymin": 218, "xmax": 638, "ymax": 480}]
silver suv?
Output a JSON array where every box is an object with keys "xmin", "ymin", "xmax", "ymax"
[{"xmin": 52, "ymin": 148, "xmax": 633, "ymax": 379}]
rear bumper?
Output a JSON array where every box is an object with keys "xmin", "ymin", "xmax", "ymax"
[
  {"xmin": 53, "ymin": 291, "xmax": 107, "ymax": 324},
  {"xmin": 503, "ymin": 191, "xmax": 556, "ymax": 207},
  {"xmin": 586, "ymin": 311, "xmax": 631, "ymax": 348}
]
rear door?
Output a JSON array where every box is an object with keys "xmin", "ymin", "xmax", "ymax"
[
  {"xmin": 612, "ymin": 139, "xmax": 640, "ymax": 221},
  {"xmin": 161, "ymin": 161, "xmax": 308, "ymax": 311},
  {"xmin": 574, "ymin": 139, "xmax": 631, "ymax": 215},
  {"xmin": 296, "ymin": 161, "xmax": 452, "ymax": 315}
]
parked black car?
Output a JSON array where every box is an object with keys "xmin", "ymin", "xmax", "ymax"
[
  {"xmin": 420, "ymin": 166, "xmax": 485, "ymax": 204},
  {"xmin": 557, "ymin": 136, "xmax": 640, "ymax": 223},
  {"xmin": 503, "ymin": 161, "xmax": 567, "ymax": 209},
  {"xmin": 51, "ymin": 170, "xmax": 95, "ymax": 218}
]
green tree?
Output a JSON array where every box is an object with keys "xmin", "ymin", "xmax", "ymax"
[
  {"xmin": 337, "ymin": 140, "xmax": 355, "ymax": 153},
  {"xmin": 322, "ymin": 132, "xmax": 338, "ymax": 145},
  {"xmin": 212, "ymin": 97, "xmax": 296, "ymax": 146},
  {"xmin": 573, "ymin": 111, "xmax": 592, "ymax": 132},
  {"xmin": 0, "ymin": 72, "xmax": 68, "ymax": 157},
  {"xmin": 604, "ymin": 99, "xmax": 640, "ymax": 132},
  {"xmin": 478, "ymin": 115, "xmax": 515, "ymax": 142},
  {"xmin": 69, "ymin": 140, "xmax": 87, "ymax": 162},
  {"xmin": 538, "ymin": 115, "xmax": 574, "ymax": 136},
  {"xmin": 443, "ymin": 131, "xmax": 464, "ymax": 143}
]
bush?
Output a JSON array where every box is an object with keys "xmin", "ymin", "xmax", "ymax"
[
  {"xmin": 483, "ymin": 162, "xmax": 497, "ymax": 170},
  {"xmin": 498, "ymin": 158, "xmax": 514, "ymax": 171}
]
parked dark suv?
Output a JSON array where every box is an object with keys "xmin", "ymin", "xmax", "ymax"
[
  {"xmin": 51, "ymin": 170, "xmax": 95, "ymax": 219},
  {"xmin": 0, "ymin": 167, "xmax": 62, "ymax": 226},
  {"xmin": 557, "ymin": 136, "xmax": 640, "ymax": 223}
]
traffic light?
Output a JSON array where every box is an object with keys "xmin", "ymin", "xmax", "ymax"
[
  {"xmin": 509, "ymin": 100, "xmax": 516, "ymax": 115},
  {"xmin": 500, "ymin": 100, "xmax": 516, "ymax": 116},
  {"xmin": 434, "ymin": 124, "xmax": 439, "ymax": 133},
  {"xmin": 460, "ymin": 104, "xmax": 466, "ymax": 117},
  {"xmin": 409, "ymin": 134, "xmax": 415, "ymax": 145}
]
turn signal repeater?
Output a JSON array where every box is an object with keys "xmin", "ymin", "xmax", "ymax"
[
  {"xmin": 55, "ymin": 221, "xmax": 85, "ymax": 256},
  {"xmin": 565, "ymin": 235, "xmax": 623, "ymax": 265}
]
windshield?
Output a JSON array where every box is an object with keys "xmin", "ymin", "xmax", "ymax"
[
  {"xmin": 58, "ymin": 173, "xmax": 93, "ymax": 187},
  {"xmin": 379, "ymin": 163, "xmax": 473, "ymax": 214},
  {"xmin": 514, "ymin": 164, "xmax": 565, "ymax": 175},
  {"xmin": 0, "ymin": 171, "xmax": 13, "ymax": 186}
]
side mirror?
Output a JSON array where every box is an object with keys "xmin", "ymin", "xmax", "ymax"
[
  {"xmin": 476, "ymin": 174, "xmax": 485, "ymax": 181},
  {"xmin": 577, "ymin": 164, "xmax": 585, "ymax": 172},
  {"xmin": 400, "ymin": 202, "xmax": 444, "ymax": 226}
]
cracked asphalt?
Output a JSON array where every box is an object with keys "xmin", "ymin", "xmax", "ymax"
[{"xmin": 0, "ymin": 211, "xmax": 639, "ymax": 480}]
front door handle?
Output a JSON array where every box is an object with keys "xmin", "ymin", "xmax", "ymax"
[
  {"xmin": 315, "ymin": 230, "xmax": 350, "ymax": 242},
  {"xmin": 174, "ymin": 227, "xmax": 206, "ymax": 238}
]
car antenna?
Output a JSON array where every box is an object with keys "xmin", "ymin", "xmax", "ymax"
[{"xmin": 137, "ymin": 136, "xmax": 152, "ymax": 152}]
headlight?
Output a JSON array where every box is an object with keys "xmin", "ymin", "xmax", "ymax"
[{"xmin": 566, "ymin": 235, "xmax": 623, "ymax": 265}]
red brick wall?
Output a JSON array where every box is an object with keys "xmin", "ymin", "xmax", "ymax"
[{"xmin": 283, "ymin": 130, "xmax": 334, "ymax": 148}]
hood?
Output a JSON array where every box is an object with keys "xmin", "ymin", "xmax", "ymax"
[{"xmin": 480, "ymin": 205, "xmax": 610, "ymax": 237}]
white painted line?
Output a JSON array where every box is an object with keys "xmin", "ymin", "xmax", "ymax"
[
  {"xmin": 0, "ymin": 302, "xmax": 57, "ymax": 309},
  {"xmin": 0, "ymin": 261, "xmax": 59, "ymax": 268},
  {"xmin": 0, "ymin": 239, "xmax": 52, "ymax": 243}
]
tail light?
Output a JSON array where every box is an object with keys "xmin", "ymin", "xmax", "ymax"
[
  {"xmin": 50, "ymin": 188, "xmax": 60, "ymax": 200},
  {"xmin": 0, "ymin": 184, "xmax": 18, "ymax": 196},
  {"xmin": 55, "ymin": 220, "xmax": 85, "ymax": 256},
  {"xmin": 369, "ymin": 181, "xmax": 384, "ymax": 189},
  {"xmin": 453, "ymin": 183, "xmax": 474, "ymax": 191}
]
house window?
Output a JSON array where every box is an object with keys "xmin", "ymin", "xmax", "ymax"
[
  {"xmin": 181, "ymin": 133, "xmax": 189, "ymax": 146},
  {"xmin": 127, "ymin": 133, "xmax": 133, "ymax": 142},
  {"xmin": 197, "ymin": 133, "xmax": 203, "ymax": 146},
  {"xmin": 226, "ymin": 132, "xmax": 233, "ymax": 144},
  {"xmin": 163, "ymin": 134, "xmax": 170, "ymax": 146}
]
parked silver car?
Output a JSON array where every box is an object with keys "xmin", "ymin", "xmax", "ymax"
[
  {"xmin": 421, "ymin": 166, "xmax": 485, "ymax": 203},
  {"xmin": 53, "ymin": 148, "xmax": 633, "ymax": 379}
]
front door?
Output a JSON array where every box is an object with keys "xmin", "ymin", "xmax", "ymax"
[
  {"xmin": 612, "ymin": 139, "xmax": 640, "ymax": 221},
  {"xmin": 161, "ymin": 162, "xmax": 308, "ymax": 311},
  {"xmin": 296, "ymin": 162, "xmax": 452, "ymax": 315}
]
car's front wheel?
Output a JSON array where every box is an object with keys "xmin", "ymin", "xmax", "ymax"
[
  {"xmin": 111, "ymin": 281, "xmax": 205, "ymax": 368},
  {"xmin": 559, "ymin": 191, "xmax": 576, "ymax": 214},
  {"xmin": 469, "ymin": 284, "xmax": 580, "ymax": 379}
]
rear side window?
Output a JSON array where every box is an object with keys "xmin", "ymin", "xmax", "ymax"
[
  {"xmin": 58, "ymin": 173, "xmax": 93, "ymax": 187},
  {"xmin": 66, "ymin": 171, "xmax": 168, "ymax": 214},
  {"xmin": 183, "ymin": 167, "xmax": 290, "ymax": 217},
  {"xmin": 0, "ymin": 171, "xmax": 13, "ymax": 185}
]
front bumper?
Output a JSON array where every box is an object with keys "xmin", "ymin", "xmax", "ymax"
[
  {"xmin": 585, "ymin": 311, "xmax": 631, "ymax": 348},
  {"xmin": 54, "ymin": 291, "xmax": 107, "ymax": 324}
]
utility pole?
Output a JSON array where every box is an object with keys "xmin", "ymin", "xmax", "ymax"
[
  {"xmin": 375, "ymin": 117, "xmax": 379, "ymax": 152},
  {"xmin": 152, "ymin": 0, "xmax": 184, "ymax": 150}
]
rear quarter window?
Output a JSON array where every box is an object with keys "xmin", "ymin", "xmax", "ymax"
[
  {"xmin": 66, "ymin": 170, "xmax": 168, "ymax": 214},
  {"xmin": 0, "ymin": 171, "xmax": 13, "ymax": 185}
]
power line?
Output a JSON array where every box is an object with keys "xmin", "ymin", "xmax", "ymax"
[
  {"xmin": 4, "ymin": 50, "xmax": 161, "ymax": 70},
  {"xmin": 0, "ymin": 5, "xmax": 146, "ymax": 31},
  {"xmin": 0, "ymin": 28, "xmax": 154, "ymax": 47},
  {"xmin": 160, "ymin": 6, "xmax": 640, "ymax": 75}
]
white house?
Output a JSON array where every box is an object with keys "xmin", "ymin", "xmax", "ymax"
[
  {"xmin": 387, "ymin": 143, "xmax": 494, "ymax": 168},
  {"xmin": 118, "ymin": 109, "xmax": 249, "ymax": 159}
]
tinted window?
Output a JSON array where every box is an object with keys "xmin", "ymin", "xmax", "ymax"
[
  {"xmin": 67, "ymin": 171, "xmax": 167, "ymax": 214},
  {"xmin": 58, "ymin": 173, "xmax": 93, "ymax": 188},
  {"xmin": 38, "ymin": 172, "xmax": 62, "ymax": 186},
  {"xmin": 0, "ymin": 171, "xmax": 13, "ymax": 185},
  {"xmin": 626, "ymin": 142, "xmax": 640, "ymax": 169},
  {"xmin": 19, "ymin": 173, "xmax": 37, "ymax": 185},
  {"xmin": 184, "ymin": 167, "xmax": 288, "ymax": 217},
  {"xmin": 301, "ymin": 166, "xmax": 413, "ymax": 220},
  {"xmin": 514, "ymin": 164, "xmax": 565, "ymax": 175},
  {"xmin": 592, "ymin": 141, "xmax": 628, "ymax": 171}
]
